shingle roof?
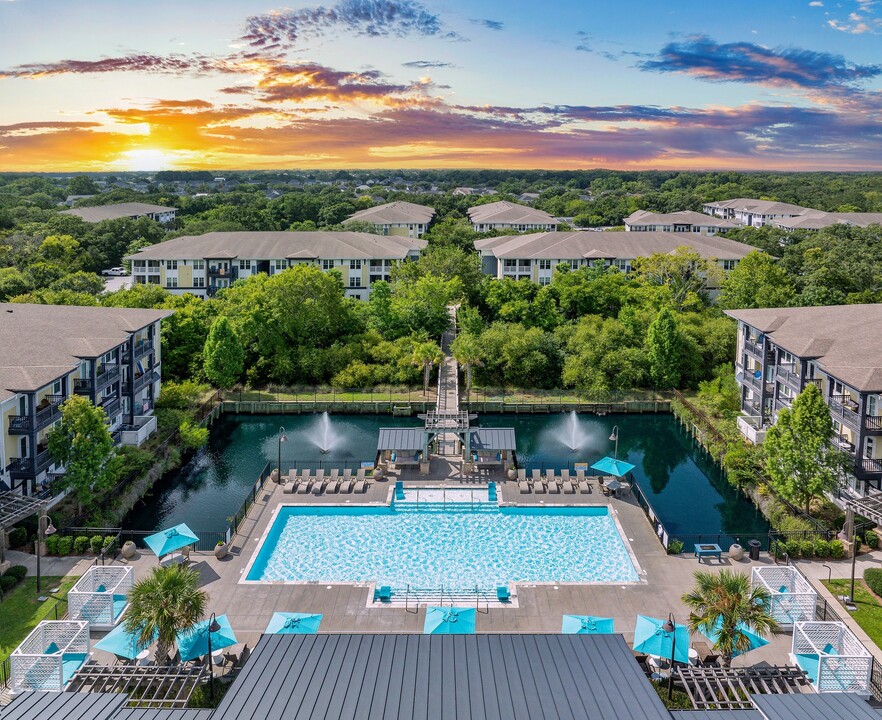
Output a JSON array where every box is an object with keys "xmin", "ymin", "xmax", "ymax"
[
  {"xmin": 474, "ymin": 231, "xmax": 754, "ymax": 261},
  {"xmin": 0, "ymin": 303, "xmax": 170, "ymax": 401},
  {"xmin": 704, "ymin": 198, "xmax": 809, "ymax": 216},
  {"xmin": 346, "ymin": 201, "xmax": 435, "ymax": 225},
  {"xmin": 60, "ymin": 203, "xmax": 176, "ymax": 223},
  {"xmin": 725, "ymin": 304, "xmax": 882, "ymax": 392},
  {"xmin": 775, "ymin": 211, "xmax": 882, "ymax": 230},
  {"xmin": 127, "ymin": 232, "xmax": 426, "ymax": 262},
  {"xmin": 624, "ymin": 210, "xmax": 739, "ymax": 228},
  {"xmin": 468, "ymin": 201, "xmax": 557, "ymax": 226}
]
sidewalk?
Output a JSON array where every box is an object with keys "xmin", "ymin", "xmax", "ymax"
[{"xmin": 4, "ymin": 549, "xmax": 91, "ymax": 579}]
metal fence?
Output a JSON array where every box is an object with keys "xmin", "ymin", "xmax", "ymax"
[
  {"xmin": 222, "ymin": 385, "xmax": 433, "ymax": 404},
  {"xmin": 227, "ymin": 462, "xmax": 273, "ymax": 539},
  {"xmin": 463, "ymin": 387, "xmax": 671, "ymax": 412}
]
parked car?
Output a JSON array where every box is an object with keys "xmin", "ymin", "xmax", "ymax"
[{"xmin": 102, "ymin": 267, "xmax": 127, "ymax": 276}]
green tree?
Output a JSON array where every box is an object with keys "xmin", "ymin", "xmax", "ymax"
[
  {"xmin": 0, "ymin": 267, "xmax": 31, "ymax": 301},
  {"xmin": 47, "ymin": 394, "xmax": 116, "ymax": 514},
  {"xmin": 49, "ymin": 271, "xmax": 105, "ymax": 295},
  {"xmin": 719, "ymin": 251, "xmax": 795, "ymax": 309},
  {"xmin": 764, "ymin": 383, "xmax": 841, "ymax": 515},
  {"xmin": 682, "ymin": 569, "xmax": 778, "ymax": 667},
  {"xmin": 411, "ymin": 339, "xmax": 443, "ymax": 394},
  {"xmin": 67, "ymin": 175, "xmax": 99, "ymax": 195},
  {"xmin": 632, "ymin": 246, "xmax": 722, "ymax": 310},
  {"xmin": 203, "ymin": 316, "xmax": 244, "ymax": 389},
  {"xmin": 451, "ymin": 331, "xmax": 483, "ymax": 395},
  {"xmin": 124, "ymin": 565, "xmax": 207, "ymax": 665},
  {"xmin": 646, "ymin": 307, "xmax": 682, "ymax": 388}
]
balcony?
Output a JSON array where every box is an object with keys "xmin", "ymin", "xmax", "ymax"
[
  {"xmin": 743, "ymin": 371, "xmax": 763, "ymax": 393},
  {"xmin": 208, "ymin": 266, "xmax": 237, "ymax": 280},
  {"xmin": 737, "ymin": 415, "xmax": 767, "ymax": 444},
  {"xmin": 865, "ymin": 415, "xmax": 882, "ymax": 432},
  {"xmin": 100, "ymin": 394, "xmax": 121, "ymax": 418},
  {"xmin": 859, "ymin": 457, "xmax": 882, "ymax": 475},
  {"xmin": 121, "ymin": 415, "xmax": 157, "ymax": 447},
  {"xmin": 830, "ymin": 394, "xmax": 860, "ymax": 430},
  {"xmin": 6, "ymin": 448, "xmax": 54, "ymax": 479},
  {"xmin": 743, "ymin": 338, "xmax": 763, "ymax": 358},
  {"xmin": 124, "ymin": 370, "xmax": 159, "ymax": 396},
  {"xmin": 95, "ymin": 364, "xmax": 120, "ymax": 390},
  {"xmin": 73, "ymin": 378, "xmax": 93, "ymax": 394},
  {"xmin": 8, "ymin": 395, "xmax": 64, "ymax": 434},
  {"xmin": 123, "ymin": 340, "xmax": 154, "ymax": 364},
  {"xmin": 775, "ymin": 365, "xmax": 802, "ymax": 390}
]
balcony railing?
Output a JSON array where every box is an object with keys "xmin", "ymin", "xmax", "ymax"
[
  {"xmin": 123, "ymin": 370, "xmax": 158, "ymax": 396},
  {"xmin": 865, "ymin": 415, "xmax": 882, "ymax": 432},
  {"xmin": 743, "ymin": 338, "xmax": 763, "ymax": 358},
  {"xmin": 858, "ymin": 457, "xmax": 882, "ymax": 475},
  {"xmin": 830, "ymin": 394, "xmax": 860, "ymax": 429},
  {"xmin": 73, "ymin": 377, "xmax": 93, "ymax": 394},
  {"xmin": 8, "ymin": 395, "xmax": 64, "ymax": 434},
  {"xmin": 123, "ymin": 341, "xmax": 154, "ymax": 363},
  {"xmin": 100, "ymin": 395, "xmax": 121, "ymax": 418},
  {"xmin": 95, "ymin": 364, "xmax": 120, "ymax": 390},
  {"xmin": 6, "ymin": 448, "xmax": 54, "ymax": 478},
  {"xmin": 776, "ymin": 365, "xmax": 801, "ymax": 390}
]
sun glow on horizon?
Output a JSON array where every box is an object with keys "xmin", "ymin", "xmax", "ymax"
[{"xmin": 116, "ymin": 148, "xmax": 176, "ymax": 171}]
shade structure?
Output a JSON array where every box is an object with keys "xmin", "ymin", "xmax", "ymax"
[
  {"xmin": 633, "ymin": 615, "xmax": 690, "ymax": 664},
  {"xmin": 562, "ymin": 615, "xmax": 615, "ymax": 634},
  {"xmin": 176, "ymin": 615, "xmax": 237, "ymax": 662},
  {"xmin": 423, "ymin": 607, "xmax": 476, "ymax": 635},
  {"xmin": 700, "ymin": 617, "xmax": 769, "ymax": 657},
  {"xmin": 265, "ymin": 612, "xmax": 323, "ymax": 634},
  {"xmin": 144, "ymin": 523, "xmax": 199, "ymax": 559},
  {"xmin": 94, "ymin": 622, "xmax": 157, "ymax": 660},
  {"xmin": 591, "ymin": 457, "xmax": 636, "ymax": 477}
]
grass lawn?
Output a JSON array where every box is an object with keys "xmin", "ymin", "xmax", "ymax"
[
  {"xmin": 822, "ymin": 579, "xmax": 882, "ymax": 651},
  {"xmin": 0, "ymin": 575, "xmax": 78, "ymax": 666}
]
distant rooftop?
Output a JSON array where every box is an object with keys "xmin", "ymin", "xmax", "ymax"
[
  {"xmin": 346, "ymin": 201, "xmax": 435, "ymax": 225},
  {"xmin": 468, "ymin": 200, "xmax": 557, "ymax": 226},
  {"xmin": 704, "ymin": 198, "xmax": 810, "ymax": 216},
  {"xmin": 774, "ymin": 211, "xmax": 882, "ymax": 230},
  {"xmin": 625, "ymin": 210, "xmax": 739, "ymax": 228},
  {"xmin": 60, "ymin": 202, "xmax": 177, "ymax": 223}
]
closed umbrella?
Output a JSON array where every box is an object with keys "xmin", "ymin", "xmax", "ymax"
[
  {"xmin": 700, "ymin": 617, "xmax": 769, "ymax": 657},
  {"xmin": 632, "ymin": 615, "xmax": 690, "ymax": 664},
  {"xmin": 265, "ymin": 612, "xmax": 323, "ymax": 634},
  {"xmin": 423, "ymin": 607, "xmax": 476, "ymax": 634},
  {"xmin": 144, "ymin": 523, "xmax": 199, "ymax": 559},
  {"xmin": 95, "ymin": 623, "xmax": 157, "ymax": 660},
  {"xmin": 562, "ymin": 615, "xmax": 614, "ymax": 634},
  {"xmin": 176, "ymin": 614, "xmax": 237, "ymax": 662}
]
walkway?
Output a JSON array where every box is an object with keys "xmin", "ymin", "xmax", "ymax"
[{"xmin": 433, "ymin": 305, "xmax": 461, "ymax": 455}]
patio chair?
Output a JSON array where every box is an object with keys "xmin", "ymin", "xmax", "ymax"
[
  {"xmin": 561, "ymin": 470, "xmax": 575, "ymax": 494},
  {"xmin": 282, "ymin": 470, "xmax": 299, "ymax": 494},
  {"xmin": 339, "ymin": 474, "xmax": 354, "ymax": 494},
  {"xmin": 531, "ymin": 469, "xmax": 546, "ymax": 494},
  {"xmin": 376, "ymin": 585, "xmax": 392, "ymax": 602},
  {"xmin": 354, "ymin": 471, "xmax": 368, "ymax": 494},
  {"xmin": 546, "ymin": 471, "xmax": 561, "ymax": 494},
  {"xmin": 325, "ymin": 469, "xmax": 340, "ymax": 494},
  {"xmin": 296, "ymin": 470, "xmax": 314, "ymax": 494},
  {"xmin": 517, "ymin": 468, "xmax": 526, "ymax": 483},
  {"xmin": 618, "ymin": 481, "xmax": 632, "ymax": 497},
  {"xmin": 311, "ymin": 469, "xmax": 327, "ymax": 495},
  {"xmin": 519, "ymin": 478, "xmax": 531, "ymax": 494},
  {"xmin": 496, "ymin": 585, "xmax": 511, "ymax": 602}
]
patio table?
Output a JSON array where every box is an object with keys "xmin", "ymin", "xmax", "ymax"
[{"xmin": 694, "ymin": 543, "xmax": 722, "ymax": 563}]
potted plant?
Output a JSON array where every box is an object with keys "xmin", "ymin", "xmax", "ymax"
[
  {"xmin": 214, "ymin": 540, "xmax": 228, "ymax": 559},
  {"xmin": 507, "ymin": 465, "xmax": 517, "ymax": 481},
  {"xmin": 121, "ymin": 540, "xmax": 137, "ymax": 559}
]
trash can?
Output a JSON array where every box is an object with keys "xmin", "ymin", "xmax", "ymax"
[{"xmin": 747, "ymin": 539, "xmax": 761, "ymax": 561}]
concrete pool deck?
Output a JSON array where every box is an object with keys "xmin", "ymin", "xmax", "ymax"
[{"xmin": 105, "ymin": 476, "xmax": 806, "ymax": 668}]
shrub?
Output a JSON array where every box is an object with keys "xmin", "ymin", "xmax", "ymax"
[
  {"xmin": 799, "ymin": 539, "xmax": 815, "ymax": 558},
  {"xmin": 90, "ymin": 535, "xmax": 104, "ymax": 555},
  {"xmin": 102, "ymin": 536, "xmax": 117, "ymax": 554},
  {"xmin": 179, "ymin": 418, "xmax": 209, "ymax": 450},
  {"xmin": 156, "ymin": 380, "xmax": 209, "ymax": 410},
  {"xmin": 865, "ymin": 568, "xmax": 882, "ymax": 597},
  {"xmin": 9, "ymin": 526, "xmax": 28, "ymax": 548},
  {"xmin": 45, "ymin": 534, "xmax": 60, "ymax": 555},
  {"xmin": 6, "ymin": 565, "xmax": 28, "ymax": 582},
  {"xmin": 57, "ymin": 536, "xmax": 73, "ymax": 556},
  {"xmin": 829, "ymin": 539, "xmax": 845, "ymax": 559},
  {"xmin": 786, "ymin": 539, "xmax": 803, "ymax": 558},
  {"xmin": 73, "ymin": 536, "xmax": 90, "ymax": 555},
  {"xmin": 813, "ymin": 539, "xmax": 832, "ymax": 557},
  {"xmin": 865, "ymin": 530, "xmax": 879, "ymax": 549},
  {"xmin": 667, "ymin": 538, "xmax": 684, "ymax": 555},
  {"xmin": 0, "ymin": 575, "xmax": 18, "ymax": 593}
]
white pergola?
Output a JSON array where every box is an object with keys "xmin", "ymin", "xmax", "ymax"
[
  {"xmin": 793, "ymin": 621, "xmax": 872, "ymax": 694},
  {"xmin": 10, "ymin": 620, "xmax": 90, "ymax": 693},
  {"xmin": 68, "ymin": 565, "xmax": 134, "ymax": 629},
  {"xmin": 0, "ymin": 491, "xmax": 44, "ymax": 564},
  {"xmin": 751, "ymin": 565, "xmax": 817, "ymax": 628}
]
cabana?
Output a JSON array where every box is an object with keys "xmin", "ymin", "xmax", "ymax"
[
  {"xmin": 468, "ymin": 428, "xmax": 516, "ymax": 469},
  {"xmin": 792, "ymin": 621, "xmax": 872, "ymax": 694},
  {"xmin": 10, "ymin": 620, "xmax": 90, "ymax": 693},
  {"xmin": 377, "ymin": 428, "xmax": 424, "ymax": 468},
  {"xmin": 68, "ymin": 565, "xmax": 134, "ymax": 629},
  {"xmin": 144, "ymin": 523, "xmax": 199, "ymax": 566},
  {"xmin": 751, "ymin": 566, "xmax": 817, "ymax": 628}
]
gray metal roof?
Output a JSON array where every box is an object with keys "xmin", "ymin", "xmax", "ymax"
[
  {"xmin": 670, "ymin": 712, "xmax": 762, "ymax": 720},
  {"xmin": 116, "ymin": 710, "xmax": 213, "ymax": 720},
  {"xmin": 0, "ymin": 692, "xmax": 127, "ymax": 720},
  {"xmin": 377, "ymin": 427, "xmax": 424, "ymax": 451},
  {"xmin": 750, "ymin": 692, "xmax": 882, "ymax": 720},
  {"xmin": 212, "ymin": 633, "xmax": 673, "ymax": 720},
  {"xmin": 470, "ymin": 427, "xmax": 517, "ymax": 450}
]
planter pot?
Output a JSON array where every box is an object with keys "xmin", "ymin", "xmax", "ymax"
[
  {"xmin": 729, "ymin": 543, "xmax": 744, "ymax": 561},
  {"xmin": 373, "ymin": 466, "xmax": 385, "ymax": 480},
  {"xmin": 507, "ymin": 468, "xmax": 517, "ymax": 481},
  {"xmin": 121, "ymin": 541, "xmax": 136, "ymax": 559},
  {"xmin": 214, "ymin": 543, "xmax": 228, "ymax": 560}
]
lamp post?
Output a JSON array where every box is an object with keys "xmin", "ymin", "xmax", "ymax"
[
  {"xmin": 662, "ymin": 613, "xmax": 677, "ymax": 701},
  {"xmin": 609, "ymin": 426, "xmax": 619, "ymax": 460},
  {"xmin": 276, "ymin": 426, "xmax": 287, "ymax": 483},
  {"xmin": 206, "ymin": 612, "xmax": 221, "ymax": 703},
  {"xmin": 35, "ymin": 512, "xmax": 56, "ymax": 594}
]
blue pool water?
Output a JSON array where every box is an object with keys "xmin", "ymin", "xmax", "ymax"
[{"xmin": 245, "ymin": 489, "xmax": 639, "ymax": 589}]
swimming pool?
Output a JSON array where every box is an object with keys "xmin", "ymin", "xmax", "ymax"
[{"xmin": 244, "ymin": 489, "xmax": 640, "ymax": 590}]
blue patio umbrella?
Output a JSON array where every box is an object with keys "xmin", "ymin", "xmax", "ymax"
[
  {"xmin": 632, "ymin": 615, "xmax": 690, "ymax": 664},
  {"xmin": 700, "ymin": 617, "xmax": 769, "ymax": 657},
  {"xmin": 94, "ymin": 622, "xmax": 157, "ymax": 660},
  {"xmin": 590, "ymin": 456, "xmax": 636, "ymax": 478},
  {"xmin": 265, "ymin": 612, "xmax": 323, "ymax": 634},
  {"xmin": 144, "ymin": 523, "xmax": 199, "ymax": 559},
  {"xmin": 423, "ymin": 607, "xmax": 476, "ymax": 634},
  {"xmin": 562, "ymin": 615, "xmax": 615, "ymax": 634},
  {"xmin": 176, "ymin": 614, "xmax": 237, "ymax": 662}
]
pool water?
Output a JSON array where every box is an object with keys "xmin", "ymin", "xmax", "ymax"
[{"xmin": 245, "ymin": 489, "xmax": 640, "ymax": 589}]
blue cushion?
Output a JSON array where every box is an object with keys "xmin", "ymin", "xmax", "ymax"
[
  {"xmin": 779, "ymin": 585, "xmax": 788, "ymax": 593},
  {"xmin": 45, "ymin": 642, "xmax": 60, "ymax": 654},
  {"xmin": 497, "ymin": 586, "xmax": 510, "ymax": 600},
  {"xmin": 822, "ymin": 643, "xmax": 836, "ymax": 655},
  {"xmin": 96, "ymin": 584, "xmax": 107, "ymax": 593}
]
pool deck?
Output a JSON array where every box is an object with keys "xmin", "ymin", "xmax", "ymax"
[{"xmin": 106, "ymin": 475, "xmax": 802, "ymax": 668}]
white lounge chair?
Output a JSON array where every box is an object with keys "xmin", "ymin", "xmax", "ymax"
[
  {"xmin": 517, "ymin": 468, "xmax": 526, "ymax": 482},
  {"xmin": 519, "ymin": 479, "xmax": 531, "ymax": 494},
  {"xmin": 546, "ymin": 470, "xmax": 561, "ymax": 494},
  {"xmin": 325, "ymin": 469, "xmax": 340, "ymax": 494},
  {"xmin": 296, "ymin": 470, "xmax": 313, "ymax": 494},
  {"xmin": 354, "ymin": 468, "xmax": 367, "ymax": 493},
  {"xmin": 531, "ymin": 469, "xmax": 545, "ymax": 494},
  {"xmin": 283, "ymin": 470, "xmax": 300, "ymax": 494},
  {"xmin": 311, "ymin": 469, "xmax": 326, "ymax": 495},
  {"xmin": 561, "ymin": 470, "xmax": 575, "ymax": 494},
  {"xmin": 339, "ymin": 469, "xmax": 354, "ymax": 493}
]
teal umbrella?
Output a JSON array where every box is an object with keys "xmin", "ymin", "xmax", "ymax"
[
  {"xmin": 144, "ymin": 523, "xmax": 199, "ymax": 559},
  {"xmin": 591, "ymin": 456, "xmax": 636, "ymax": 477},
  {"xmin": 94, "ymin": 622, "xmax": 157, "ymax": 660},
  {"xmin": 176, "ymin": 615, "xmax": 237, "ymax": 662},
  {"xmin": 562, "ymin": 615, "xmax": 614, "ymax": 634},
  {"xmin": 632, "ymin": 615, "xmax": 690, "ymax": 664},
  {"xmin": 265, "ymin": 612, "xmax": 323, "ymax": 634},
  {"xmin": 700, "ymin": 617, "xmax": 769, "ymax": 657},
  {"xmin": 423, "ymin": 607, "xmax": 476, "ymax": 634}
]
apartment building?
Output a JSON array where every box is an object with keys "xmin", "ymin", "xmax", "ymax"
[
  {"xmin": 344, "ymin": 201, "xmax": 435, "ymax": 238},
  {"xmin": 468, "ymin": 201, "xmax": 559, "ymax": 233},
  {"xmin": 474, "ymin": 231, "xmax": 753, "ymax": 285},
  {"xmin": 127, "ymin": 231, "xmax": 427, "ymax": 300},
  {"xmin": 61, "ymin": 202, "xmax": 177, "ymax": 224},
  {"xmin": 624, "ymin": 210, "xmax": 738, "ymax": 235},
  {"xmin": 0, "ymin": 304, "xmax": 171, "ymax": 500},
  {"xmin": 725, "ymin": 305, "xmax": 882, "ymax": 493},
  {"xmin": 772, "ymin": 211, "xmax": 882, "ymax": 231},
  {"xmin": 701, "ymin": 199, "xmax": 809, "ymax": 227}
]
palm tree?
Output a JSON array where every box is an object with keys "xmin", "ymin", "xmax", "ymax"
[
  {"xmin": 411, "ymin": 340, "xmax": 443, "ymax": 396},
  {"xmin": 451, "ymin": 332, "xmax": 483, "ymax": 397},
  {"xmin": 682, "ymin": 569, "xmax": 778, "ymax": 667},
  {"xmin": 124, "ymin": 565, "xmax": 207, "ymax": 665}
]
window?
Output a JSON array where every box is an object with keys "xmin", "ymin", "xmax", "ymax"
[
  {"xmin": 612, "ymin": 259, "xmax": 630, "ymax": 272},
  {"xmin": 349, "ymin": 277, "xmax": 362, "ymax": 288},
  {"xmin": 504, "ymin": 259, "xmax": 517, "ymax": 268},
  {"xmin": 569, "ymin": 260, "xmax": 580, "ymax": 269},
  {"xmin": 193, "ymin": 277, "xmax": 205, "ymax": 288},
  {"xmin": 722, "ymin": 260, "xmax": 738, "ymax": 271},
  {"xmin": 539, "ymin": 277, "xmax": 550, "ymax": 286},
  {"xmin": 350, "ymin": 259, "xmax": 362, "ymax": 269},
  {"xmin": 538, "ymin": 260, "xmax": 552, "ymax": 270},
  {"xmin": 274, "ymin": 260, "xmax": 287, "ymax": 271},
  {"xmin": 166, "ymin": 260, "xmax": 178, "ymax": 270},
  {"xmin": 239, "ymin": 259, "xmax": 251, "ymax": 270},
  {"xmin": 322, "ymin": 259, "xmax": 335, "ymax": 270},
  {"xmin": 192, "ymin": 260, "xmax": 205, "ymax": 270},
  {"xmin": 53, "ymin": 379, "xmax": 62, "ymax": 395},
  {"xmin": 166, "ymin": 277, "xmax": 178, "ymax": 288},
  {"xmin": 867, "ymin": 437, "xmax": 876, "ymax": 460}
]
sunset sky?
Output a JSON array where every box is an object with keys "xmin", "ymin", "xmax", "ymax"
[{"xmin": 1, "ymin": 0, "xmax": 881, "ymax": 171}]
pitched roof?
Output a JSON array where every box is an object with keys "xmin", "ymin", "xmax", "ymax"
[
  {"xmin": 474, "ymin": 230, "xmax": 754, "ymax": 261},
  {"xmin": 703, "ymin": 198, "xmax": 810, "ymax": 215},
  {"xmin": 775, "ymin": 211, "xmax": 882, "ymax": 230},
  {"xmin": 0, "ymin": 303, "xmax": 170, "ymax": 401},
  {"xmin": 725, "ymin": 304, "xmax": 882, "ymax": 392},
  {"xmin": 346, "ymin": 201, "xmax": 435, "ymax": 225},
  {"xmin": 624, "ymin": 210, "xmax": 739, "ymax": 228},
  {"xmin": 468, "ymin": 200, "xmax": 557, "ymax": 226},
  {"xmin": 0, "ymin": 692, "xmax": 127, "ymax": 720},
  {"xmin": 60, "ymin": 203, "xmax": 177, "ymax": 223},
  {"xmin": 750, "ymin": 692, "xmax": 882, "ymax": 720},
  {"xmin": 127, "ymin": 231, "xmax": 427, "ymax": 262}
]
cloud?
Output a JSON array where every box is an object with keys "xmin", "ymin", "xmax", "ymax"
[
  {"xmin": 809, "ymin": 1, "xmax": 823, "ymax": 6},
  {"xmin": 402, "ymin": 60, "xmax": 455, "ymax": 68},
  {"xmin": 470, "ymin": 18, "xmax": 503, "ymax": 30},
  {"xmin": 0, "ymin": 52, "xmax": 247, "ymax": 79},
  {"xmin": 639, "ymin": 35, "xmax": 882, "ymax": 88},
  {"xmin": 241, "ymin": 0, "xmax": 461, "ymax": 49},
  {"xmin": 825, "ymin": 0, "xmax": 882, "ymax": 33}
]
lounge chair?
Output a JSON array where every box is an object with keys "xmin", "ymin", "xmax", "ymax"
[
  {"xmin": 339, "ymin": 470, "xmax": 354, "ymax": 493},
  {"xmin": 311, "ymin": 469, "xmax": 326, "ymax": 495},
  {"xmin": 325, "ymin": 469, "xmax": 340, "ymax": 494},
  {"xmin": 517, "ymin": 468, "xmax": 526, "ymax": 483},
  {"xmin": 296, "ymin": 470, "xmax": 314, "ymax": 494},
  {"xmin": 575, "ymin": 469, "xmax": 585, "ymax": 483},
  {"xmin": 546, "ymin": 471, "xmax": 561, "ymax": 494},
  {"xmin": 354, "ymin": 469, "xmax": 367, "ymax": 493},
  {"xmin": 519, "ymin": 479, "xmax": 531, "ymax": 494},
  {"xmin": 561, "ymin": 470, "xmax": 575, "ymax": 494},
  {"xmin": 283, "ymin": 470, "xmax": 300, "ymax": 494}
]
